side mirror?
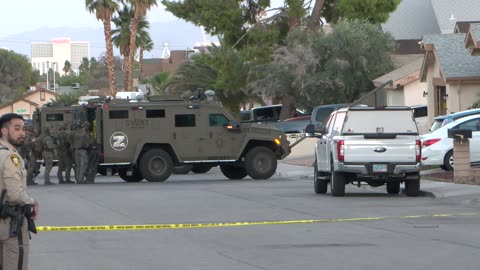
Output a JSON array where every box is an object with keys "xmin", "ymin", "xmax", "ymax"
[
  {"xmin": 305, "ymin": 124, "xmax": 316, "ymax": 138},
  {"xmin": 225, "ymin": 120, "xmax": 241, "ymax": 131}
]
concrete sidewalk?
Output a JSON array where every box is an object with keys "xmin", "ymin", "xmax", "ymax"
[{"xmin": 279, "ymin": 137, "xmax": 480, "ymax": 198}]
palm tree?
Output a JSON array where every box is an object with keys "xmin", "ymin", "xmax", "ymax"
[
  {"xmin": 138, "ymin": 35, "xmax": 153, "ymax": 81},
  {"xmin": 63, "ymin": 60, "xmax": 73, "ymax": 75},
  {"xmin": 126, "ymin": 0, "xmax": 157, "ymax": 91},
  {"xmin": 112, "ymin": 5, "xmax": 152, "ymax": 89},
  {"xmin": 85, "ymin": 0, "xmax": 120, "ymax": 96}
]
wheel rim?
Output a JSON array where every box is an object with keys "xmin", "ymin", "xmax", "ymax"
[
  {"xmin": 150, "ymin": 157, "xmax": 167, "ymax": 175},
  {"xmin": 449, "ymin": 155, "xmax": 454, "ymax": 167},
  {"xmin": 254, "ymin": 154, "xmax": 271, "ymax": 173}
]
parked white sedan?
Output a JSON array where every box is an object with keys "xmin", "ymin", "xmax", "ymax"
[{"xmin": 421, "ymin": 114, "xmax": 480, "ymax": 171}]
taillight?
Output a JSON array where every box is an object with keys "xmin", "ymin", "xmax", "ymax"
[
  {"xmin": 416, "ymin": 140, "xmax": 421, "ymax": 162},
  {"xmin": 337, "ymin": 140, "xmax": 345, "ymax": 161},
  {"xmin": 422, "ymin": 138, "xmax": 441, "ymax": 147}
]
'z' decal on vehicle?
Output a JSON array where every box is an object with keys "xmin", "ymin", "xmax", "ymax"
[{"xmin": 110, "ymin": 132, "xmax": 128, "ymax": 151}]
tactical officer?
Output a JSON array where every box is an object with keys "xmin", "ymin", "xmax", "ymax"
[
  {"xmin": 23, "ymin": 125, "xmax": 38, "ymax": 186},
  {"xmin": 56, "ymin": 124, "xmax": 75, "ymax": 184},
  {"xmin": 40, "ymin": 126, "xmax": 56, "ymax": 185},
  {"xmin": 85, "ymin": 120, "xmax": 98, "ymax": 184},
  {"xmin": 73, "ymin": 122, "xmax": 90, "ymax": 184},
  {"xmin": 0, "ymin": 113, "xmax": 39, "ymax": 270}
]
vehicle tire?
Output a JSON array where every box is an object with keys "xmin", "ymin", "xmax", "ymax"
[
  {"xmin": 139, "ymin": 149, "xmax": 173, "ymax": 182},
  {"xmin": 117, "ymin": 168, "xmax": 143, "ymax": 182},
  {"xmin": 405, "ymin": 179, "xmax": 420, "ymax": 197},
  {"xmin": 330, "ymin": 171, "xmax": 346, "ymax": 197},
  {"xmin": 244, "ymin": 146, "xmax": 277, "ymax": 180},
  {"xmin": 386, "ymin": 182, "xmax": 400, "ymax": 194},
  {"xmin": 220, "ymin": 165, "xmax": 247, "ymax": 180},
  {"xmin": 191, "ymin": 164, "xmax": 212, "ymax": 174},
  {"xmin": 172, "ymin": 165, "xmax": 193, "ymax": 174},
  {"xmin": 440, "ymin": 165, "xmax": 448, "ymax": 171},
  {"xmin": 314, "ymin": 158, "xmax": 327, "ymax": 194},
  {"xmin": 97, "ymin": 167, "xmax": 107, "ymax": 176},
  {"xmin": 443, "ymin": 150, "xmax": 454, "ymax": 171}
]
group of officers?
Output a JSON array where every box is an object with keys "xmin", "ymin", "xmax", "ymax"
[{"xmin": 20, "ymin": 120, "xmax": 99, "ymax": 185}]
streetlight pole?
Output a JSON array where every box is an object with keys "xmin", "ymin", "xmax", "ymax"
[
  {"xmin": 53, "ymin": 62, "xmax": 56, "ymax": 92},
  {"xmin": 46, "ymin": 61, "xmax": 49, "ymax": 90}
]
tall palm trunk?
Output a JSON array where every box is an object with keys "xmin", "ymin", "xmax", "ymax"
[
  {"xmin": 127, "ymin": 16, "xmax": 139, "ymax": 91},
  {"xmin": 139, "ymin": 47, "xmax": 144, "ymax": 81},
  {"xmin": 308, "ymin": 0, "xmax": 326, "ymax": 31},
  {"xmin": 123, "ymin": 54, "xmax": 129, "ymax": 90},
  {"xmin": 103, "ymin": 19, "xmax": 116, "ymax": 96}
]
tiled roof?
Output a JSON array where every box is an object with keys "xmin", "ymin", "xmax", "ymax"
[
  {"xmin": 423, "ymin": 33, "xmax": 480, "ymax": 79},
  {"xmin": 431, "ymin": 0, "xmax": 480, "ymax": 34},
  {"xmin": 373, "ymin": 58, "xmax": 423, "ymax": 88},
  {"xmin": 0, "ymin": 98, "xmax": 39, "ymax": 110},
  {"xmin": 469, "ymin": 23, "xmax": 480, "ymax": 45},
  {"xmin": 382, "ymin": 0, "xmax": 440, "ymax": 40},
  {"xmin": 382, "ymin": 0, "xmax": 480, "ymax": 40}
]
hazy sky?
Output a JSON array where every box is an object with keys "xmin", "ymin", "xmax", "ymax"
[
  {"xmin": 0, "ymin": 0, "xmax": 285, "ymax": 38},
  {"xmin": 1, "ymin": 1, "xmax": 175, "ymax": 37}
]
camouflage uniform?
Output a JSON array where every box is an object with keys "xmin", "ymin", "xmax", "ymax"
[
  {"xmin": 56, "ymin": 124, "xmax": 75, "ymax": 184},
  {"xmin": 23, "ymin": 126, "xmax": 38, "ymax": 185},
  {"xmin": 85, "ymin": 120, "xmax": 98, "ymax": 184},
  {"xmin": 40, "ymin": 126, "xmax": 56, "ymax": 185},
  {"xmin": 73, "ymin": 122, "xmax": 90, "ymax": 184}
]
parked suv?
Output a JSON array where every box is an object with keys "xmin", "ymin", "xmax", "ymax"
[{"xmin": 305, "ymin": 106, "xmax": 422, "ymax": 197}]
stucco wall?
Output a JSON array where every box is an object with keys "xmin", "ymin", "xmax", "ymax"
[
  {"xmin": 447, "ymin": 83, "xmax": 480, "ymax": 113},
  {"xmin": 426, "ymin": 58, "xmax": 442, "ymax": 125},
  {"xmin": 25, "ymin": 91, "xmax": 57, "ymax": 105},
  {"xmin": 0, "ymin": 101, "xmax": 37, "ymax": 120},
  {"xmin": 404, "ymin": 79, "xmax": 427, "ymax": 106},
  {"xmin": 386, "ymin": 89, "xmax": 404, "ymax": 105}
]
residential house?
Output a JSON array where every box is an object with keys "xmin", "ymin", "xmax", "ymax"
[
  {"xmin": 374, "ymin": 0, "xmax": 480, "ymax": 117},
  {"xmin": 140, "ymin": 50, "xmax": 189, "ymax": 78},
  {"xmin": 0, "ymin": 89, "xmax": 58, "ymax": 120},
  {"xmin": 420, "ymin": 29, "xmax": 480, "ymax": 124}
]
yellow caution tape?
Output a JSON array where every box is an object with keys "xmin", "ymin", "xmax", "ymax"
[{"xmin": 36, "ymin": 212, "xmax": 480, "ymax": 232}]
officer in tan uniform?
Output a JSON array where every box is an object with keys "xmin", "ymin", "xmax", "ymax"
[{"xmin": 0, "ymin": 113, "xmax": 39, "ymax": 270}]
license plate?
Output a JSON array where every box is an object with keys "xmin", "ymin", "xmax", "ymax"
[{"xmin": 373, "ymin": 164, "xmax": 387, "ymax": 173}]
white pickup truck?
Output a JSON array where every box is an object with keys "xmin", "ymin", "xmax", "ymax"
[{"xmin": 305, "ymin": 106, "xmax": 422, "ymax": 197}]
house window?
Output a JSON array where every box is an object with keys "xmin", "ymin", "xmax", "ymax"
[
  {"xmin": 40, "ymin": 90, "xmax": 45, "ymax": 101},
  {"xmin": 175, "ymin": 114, "xmax": 195, "ymax": 127}
]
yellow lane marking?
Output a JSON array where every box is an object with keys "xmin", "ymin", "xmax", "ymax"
[{"xmin": 36, "ymin": 212, "xmax": 480, "ymax": 232}]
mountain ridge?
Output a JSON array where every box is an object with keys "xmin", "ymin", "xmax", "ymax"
[{"xmin": 0, "ymin": 20, "xmax": 217, "ymax": 59}]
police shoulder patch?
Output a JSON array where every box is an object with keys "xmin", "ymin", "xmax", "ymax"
[{"xmin": 9, "ymin": 154, "xmax": 21, "ymax": 168}]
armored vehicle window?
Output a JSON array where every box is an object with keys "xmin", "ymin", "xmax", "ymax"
[
  {"xmin": 209, "ymin": 114, "xmax": 229, "ymax": 126},
  {"xmin": 46, "ymin": 113, "xmax": 64, "ymax": 121},
  {"xmin": 175, "ymin": 114, "xmax": 196, "ymax": 127},
  {"xmin": 146, "ymin": 109, "xmax": 165, "ymax": 118},
  {"xmin": 109, "ymin": 110, "xmax": 129, "ymax": 119}
]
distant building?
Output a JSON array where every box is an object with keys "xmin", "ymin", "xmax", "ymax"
[
  {"xmin": 31, "ymin": 37, "xmax": 90, "ymax": 75},
  {"xmin": 0, "ymin": 89, "xmax": 58, "ymax": 120}
]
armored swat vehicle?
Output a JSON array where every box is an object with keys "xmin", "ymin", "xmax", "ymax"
[{"xmin": 33, "ymin": 95, "xmax": 291, "ymax": 182}]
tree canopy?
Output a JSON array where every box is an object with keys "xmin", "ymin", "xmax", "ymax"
[{"xmin": 0, "ymin": 49, "xmax": 34, "ymax": 104}]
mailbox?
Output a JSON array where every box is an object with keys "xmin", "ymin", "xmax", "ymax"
[{"xmin": 448, "ymin": 129, "xmax": 472, "ymax": 141}]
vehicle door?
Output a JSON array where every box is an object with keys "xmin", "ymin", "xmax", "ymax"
[
  {"xmin": 200, "ymin": 109, "xmax": 245, "ymax": 160},
  {"xmin": 453, "ymin": 117, "xmax": 480, "ymax": 164},
  {"xmin": 170, "ymin": 107, "xmax": 201, "ymax": 161},
  {"xmin": 317, "ymin": 112, "xmax": 335, "ymax": 172},
  {"xmin": 101, "ymin": 107, "xmax": 131, "ymax": 163}
]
